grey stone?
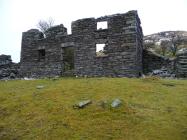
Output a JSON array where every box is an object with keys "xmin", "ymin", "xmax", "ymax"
[
  {"xmin": 36, "ymin": 85, "xmax": 45, "ymax": 89},
  {"xmin": 0, "ymin": 55, "xmax": 19, "ymax": 79},
  {"xmin": 176, "ymin": 49, "xmax": 187, "ymax": 77},
  {"xmin": 73, "ymin": 100, "xmax": 92, "ymax": 109},
  {"xmin": 111, "ymin": 99, "xmax": 122, "ymax": 108},
  {"xmin": 9, "ymin": 73, "xmax": 16, "ymax": 79},
  {"xmin": 147, "ymin": 67, "xmax": 175, "ymax": 78},
  {"xmin": 23, "ymin": 77, "xmax": 35, "ymax": 80},
  {"xmin": 143, "ymin": 50, "xmax": 174, "ymax": 74}
]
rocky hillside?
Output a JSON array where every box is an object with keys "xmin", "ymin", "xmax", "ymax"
[
  {"xmin": 144, "ymin": 31, "xmax": 187, "ymax": 57},
  {"xmin": 144, "ymin": 31, "xmax": 187, "ymax": 44}
]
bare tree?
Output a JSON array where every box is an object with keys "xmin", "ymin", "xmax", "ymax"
[
  {"xmin": 37, "ymin": 18, "xmax": 54, "ymax": 33},
  {"xmin": 144, "ymin": 41, "xmax": 155, "ymax": 49},
  {"xmin": 170, "ymin": 35, "xmax": 182, "ymax": 56},
  {"xmin": 160, "ymin": 40, "xmax": 169, "ymax": 56}
]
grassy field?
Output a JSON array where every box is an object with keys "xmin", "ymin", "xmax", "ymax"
[{"xmin": 0, "ymin": 77, "xmax": 187, "ymax": 140}]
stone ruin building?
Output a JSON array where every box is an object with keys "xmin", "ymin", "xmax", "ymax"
[
  {"xmin": 20, "ymin": 10, "xmax": 143, "ymax": 78},
  {"xmin": 0, "ymin": 10, "xmax": 184, "ymax": 79}
]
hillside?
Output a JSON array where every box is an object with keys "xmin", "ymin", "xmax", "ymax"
[
  {"xmin": 144, "ymin": 31, "xmax": 187, "ymax": 44},
  {"xmin": 0, "ymin": 78, "xmax": 187, "ymax": 140},
  {"xmin": 144, "ymin": 31, "xmax": 187, "ymax": 57}
]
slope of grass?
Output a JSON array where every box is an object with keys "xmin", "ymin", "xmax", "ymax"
[{"xmin": 0, "ymin": 77, "xmax": 187, "ymax": 140}]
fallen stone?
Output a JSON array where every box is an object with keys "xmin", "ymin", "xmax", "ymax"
[
  {"xmin": 51, "ymin": 77, "xmax": 59, "ymax": 81},
  {"xmin": 24, "ymin": 77, "xmax": 35, "ymax": 80},
  {"xmin": 36, "ymin": 85, "xmax": 45, "ymax": 89},
  {"xmin": 9, "ymin": 73, "xmax": 16, "ymax": 79},
  {"xmin": 111, "ymin": 99, "xmax": 122, "ymax": 108},
  {"xmin": 73, "ymin": 100, "xmax": 92, "ymax": 109},
  {"xmin": 97, "ymin": 100, "xmax": 107, "ymax": 108},
  {"xmin": 150, "ymin": 68, "xmax": 175, "ymax": 78},
  {"xmin": 141, "ymin": 74, "xmax": 146, "ymax": 78}
]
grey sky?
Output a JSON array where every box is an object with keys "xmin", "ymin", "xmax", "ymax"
[{"xmin": 0, "ymin": 0, "xmax": 187, "ymax": 62}]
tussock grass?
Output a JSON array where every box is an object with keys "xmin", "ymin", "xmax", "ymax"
[{"xmin": 0, "ymin": 77, "xmax": 187, "ymax": 140}]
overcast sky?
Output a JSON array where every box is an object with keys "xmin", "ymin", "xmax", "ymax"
[{"xmin": 0, "ymin": 0, "xmax": 187, "ymax": 62}]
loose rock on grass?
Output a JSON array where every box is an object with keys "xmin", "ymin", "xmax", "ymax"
[
  {"xmin": 73, "ymin": 100, "xmax": 92, "ymax": 109},
  {"xmin": 111, "ymin": 99, "xmax": 122, "ymax": 108},
  {"xmin": 36, "ymin": 85, "xmax": 45, "ymax": 89}
]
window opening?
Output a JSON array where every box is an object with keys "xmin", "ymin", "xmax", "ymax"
[
  {"xmin": 96, "ymin": 44, "xmax": 106, "ymax": 57},
  {"xmin": 97, "ymin": 21, "xmax": 108, "ymax": 30},
  {"xmin": 38, "ymin": 49, "xmax": 45, "ymax": 61}
]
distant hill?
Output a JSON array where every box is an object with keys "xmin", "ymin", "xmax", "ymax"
[
  {"xmin": 144, "ymin": 31, "xmax": 187, "ymax": 43},
  {"xmin": 144, "ymin": 31, "xmax": 187, "ymax": 57}
]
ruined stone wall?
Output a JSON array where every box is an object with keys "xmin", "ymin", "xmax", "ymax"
[
  {"xmin": 0, "ymin": 55, "xmax": 12, "ymax": 65},
  {"xmin": 0, "ymin": 55, "xmax": 19, "ymax": 79},
  {"xmin": 72, "ymin": 11, "xmax": 143, "ymax": 77},
  {"xmin": 20, "ymin": 10, "xmax": 143, "ymax": 78},
  {"xmin": 20, "ymin": 25, "xmax": 67, "ymax": 78},
  {"xmin": 176, "ymin": 50, "xmax": 187, "ymax": 77},
  {"xmin": 143, "ymin": 50, "xmax": 174, "ymax": 74}
]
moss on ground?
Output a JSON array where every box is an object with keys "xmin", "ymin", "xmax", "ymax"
[{"xmin": 0, "ymin": 77, "xmax": 187, "ymax": 140}]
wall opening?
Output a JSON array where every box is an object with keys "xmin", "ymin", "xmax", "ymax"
[
  {"xmin": 39, "ymin": 33, "xmax": 44, "ymax": 39},
  {"xmin": 97, "ymin": 21, "xmax": 108, "ymax": 30},
  {"xmin": 38, "ymin": 49, "xmax": 45, "ymax": 61},
  {"xmin": 62, "ymin": 47, "xmax": 74, "ymax": 72},
  {"xmin": 96, "ymin": 44, "xmax": 106, "ymax": 57}
]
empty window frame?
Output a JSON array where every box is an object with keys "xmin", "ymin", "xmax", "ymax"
[
  {"xmin": 38, "ymin": 49, "xmax": 45, "ymax": 61},
  {"xmin": 96, "ymin": 44, "xmax": 106, "ymax": 57},
  {"xmin": 97, "ymin": 21, "xmax": 108, "ymax": 30}
]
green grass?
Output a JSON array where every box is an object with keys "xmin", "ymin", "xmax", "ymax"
[{"xmin": 0, "ymin": 77, "xmax": 187, "ymax": 140}]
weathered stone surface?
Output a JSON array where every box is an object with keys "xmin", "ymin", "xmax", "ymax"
[
  {"xmin": 23, "ymin": 77, "xmax": 35, "ymax": 80},
  {"xmin": 0, "ymin": 55, "xmax": 12, "ymax": 65},
  {"xmin": 176, "ymin": 49, "xmax": 187, "ymax": 77},
  {"xmin": 9, "ymin": 73, "xmax": 16, "ymax": 79},
  {"xmin": 143, "ymin": 50, "xmax": 175, "ymax": 74},
  {"xmin": 20, "ymin": 10, "xmax": 143, "ymax": 78},
  {"xmin": 36, "ymin": 85, "xmax": 45, "ymax": 89},
  {"xmin": 111, "ymin": 99, "xmax": 122, "ymax": 108},
  {"xmin": 150, "ymin": 68, "xmax": 175, "ymax": 78},
  {"xmin": 73, "ymin": 100, "xmax": 92, "ymax": 109},
  {"xmin": 0, "ymin": 55, "xmax": 20, "ymax": 79},
  {"xmin": 45, "ymin": 24, "xmax": 67, "ymax": 38}
]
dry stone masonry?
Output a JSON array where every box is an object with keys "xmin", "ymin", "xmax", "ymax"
[
  {"xmin": 0, "ymin": 55, "xmax": 19, "ymax": 79},
  {"xmin": 176, "ymin": 49, "xmax": 187, "ymax": 77},
  {"xmin": 20, "ymin": 11, "xmax": 143, "ymax": 78},
  {"xmin": 143, "ymin": 50, "xmax": 174, "ymax": 74}
]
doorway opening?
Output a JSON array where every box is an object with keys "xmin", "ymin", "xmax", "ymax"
[{"xmin": 62, "ymin": 47, "xmax": 74, "ymax": 72}]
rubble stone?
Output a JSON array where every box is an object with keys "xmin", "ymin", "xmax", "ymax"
[
  {"xmin": 73, "ymin": 100, "xmax": 92, "ymax": 109},
  {"xmin": 111, "ymin": 99, "xmax": 122, "ymax": 108},
  {"xmin": 143, "ymin": 50, "xmax": 174, "ymax": 74},
  {"xmin": 0, "ymin": 55, "xmax": 20, "ymax": 79}
]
